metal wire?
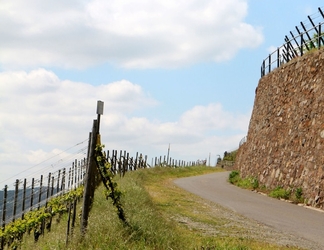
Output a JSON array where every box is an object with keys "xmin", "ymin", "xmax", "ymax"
[
  {"xmin": 0, "ymin": 138, "xmax": 88, "ymax": 186},
  {"xmin": 261, "ymin": 7, "xmax": 324, "ymax": 77}
]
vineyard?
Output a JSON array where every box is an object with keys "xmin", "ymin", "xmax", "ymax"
[{"xmin": 0, "ymin": 101, "xmax": 202, "ymax": 250}]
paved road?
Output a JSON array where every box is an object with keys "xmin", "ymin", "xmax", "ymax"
[{"xmin": 174, "ymin": 171, "xmax": 324, "ymax": 248}]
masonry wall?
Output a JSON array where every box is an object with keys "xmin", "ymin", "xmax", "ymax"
[{"xmin": 235, "ymin": 48, "xmax": 324, "ymax": 208}]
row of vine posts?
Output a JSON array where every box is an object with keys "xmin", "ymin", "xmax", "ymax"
[
  {"xmin": 0, "ymin": 159, "xmax": 86, "ymax": 249},
  {"xmin": 79, "ymin": 100, "xmax": 200, "ymax": 234},
  {"xmin": 0, "ymin": 100, "xmax": 201, "ymax": 249}
]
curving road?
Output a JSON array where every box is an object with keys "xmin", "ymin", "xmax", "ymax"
[{"xmin": 174, "ymin": 171, "xmax": 324, "ymax": 248}]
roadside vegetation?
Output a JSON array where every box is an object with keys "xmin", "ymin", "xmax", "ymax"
[
  {"xmin": 222, "ymin": 150, "xmax": 237, "ymax": 162},
  {"xmin": 228, "ymin": 170, "xmax": 305, "ymax": 204},
  {"xmin": 18, "ymin": 166, "xmax": 301, "ymax": 250}
]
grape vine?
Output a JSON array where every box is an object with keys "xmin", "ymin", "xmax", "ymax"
[
  {"xmin": 0, "ymin": 186, "xmax": 83, "ymax": 249},
  {"xmin": 95, "ymin": 144, "xmax": 128, "ymax": 226}
]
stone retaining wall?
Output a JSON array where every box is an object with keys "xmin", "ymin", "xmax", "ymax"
[{"xmin": 235, "ymin": 48, "xmax": 324, "ymax": 208}]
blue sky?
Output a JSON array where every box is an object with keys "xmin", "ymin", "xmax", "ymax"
[{"xmin": 0, "ymin": 0, "xmax": 323, "ymax": 184}]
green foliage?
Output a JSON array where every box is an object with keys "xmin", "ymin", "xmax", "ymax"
[
  {"xmin": 229, "ymin": 171, "xmax": 259, "ymax": 190},
  {"xmin": 302, "ymin": 32, "xmax": 324, "ymax": 53},
  {"xmin": 223, "ymin": 150, "xmax": 237, "ymax": 162},
  {"xmin": 229, "ymin": 170, "xmax": 240, "ymax": 184},
  {"xmin": 251, "ymin": 178, "xmax": 259, "ymax": 189},
  {"xmin": 229, "ymin": 172, "xmax": 303, "ymax": 204},
  {"xmin": 0, "ymin": 186, "xmax": 83, "ymax": 249},
  {"xmin": 95, "ymin": 144, "xmax": 128, "ymax": 225},
  {"xmin": 295, "ymin": 187, "xmax": 303, "ymax": 200},
  {"xmin": 238, "ymin": 177, "xmax": 259, "ymax": 190},
  {"xmin": 292, "ymin": 187, "xmax": 304, "ymax": 203},
  {"xmin": 269, "ymin": 187, "xmax": 291, "ymax": 200},
  {"xmin": 18, "ymin": 166, "xmax": 299, "ymax": 250}
]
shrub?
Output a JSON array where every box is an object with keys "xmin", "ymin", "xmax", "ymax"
[
  {"xmin": 269, "ymin": 187, "xmax": 290, "ymax": 200},
  {"xmin": 229, "ymin": 171, "xmax": 240, "ymax": 184},
  {"xmin": 251, "ymin": 178, "xmax": 259, "ymax": 190},
  {"xmin": 236, "ymin": 177, "xmax": 259, "ymax": 190},
  {"xmin": 295, "ymin": 187, "xmax": 303, "ymax": 200},
  {"xmin": 223, "ymin": 150, "xmax": 237, "ymax": 161},
  {"xmin": 293, "ymin": 187, "xmax": 304, "ymax": 203},
  {"xmin": 229, "ymin": 172, "xmax": 259, "ymax": 190}
]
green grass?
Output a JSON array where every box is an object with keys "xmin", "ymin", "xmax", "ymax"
[{"xmin": 17, "ymin": 166, "xmax": 300, "ymax": 249}]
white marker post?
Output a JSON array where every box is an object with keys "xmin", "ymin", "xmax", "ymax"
[{"xmin": 96, "ymin": 100, "xmax": 104, "ymax": 133}]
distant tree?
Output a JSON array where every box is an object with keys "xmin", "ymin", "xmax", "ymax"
[{"xmin": 223, "ymin": 150, "xmax": 237, "ymax": 162}]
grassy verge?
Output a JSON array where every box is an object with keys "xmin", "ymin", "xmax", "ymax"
[
  {"xmin": 229, "ymin": 170, "xmax": 259, "ymax": 190},
  {"xmin": 19, "ymin": 166, "xmax": 300, "ymax": 249},
  {"xmin": 228, "ymin": 170, "xmax": 305, "ymax": 204}
]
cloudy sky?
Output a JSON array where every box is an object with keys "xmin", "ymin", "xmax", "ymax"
[{"xmin": 1, "ymin": 0, "xmax": 323, "ymax": 185}]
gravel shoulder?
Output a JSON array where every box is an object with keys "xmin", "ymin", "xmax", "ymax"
[{"xmin": 174, "ymin": 172, "xmax": 323, "ymax": 250}]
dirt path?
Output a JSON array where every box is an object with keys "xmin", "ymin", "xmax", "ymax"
[{"xmin": 174, "ymin": 171, "xmax": 324, "ymax": 249}]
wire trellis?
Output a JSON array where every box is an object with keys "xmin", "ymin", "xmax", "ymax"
[{"xmin": 0, "ymin": 139, "xmax": 89, "ymax": 225}]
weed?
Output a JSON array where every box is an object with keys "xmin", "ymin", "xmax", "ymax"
[
  {"xmin": 292, "ymin": 187, "xmax": 305, "ymax": 203},
  {"xmin": 251, "ymin": 178, "xmax": 259, "ymax": 189},
  {"xmin": 229, "ymin": 171, "xmax": 259, "ymax": 190},
  {"xmin": 229, "ymin": 170, "xmax": 240, "ymax": 184},
  {"xmin": 269, "ymin": 187, "xmax": 291, "ymax": 200},
  {"xmin": 295, "ymin": 187, "xmax": 303, "ymax": 200}
]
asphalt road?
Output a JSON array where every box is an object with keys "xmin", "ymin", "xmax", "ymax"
[{"xmin": 174, "ymin": 171, "xmax": 324, "ymax": 248}]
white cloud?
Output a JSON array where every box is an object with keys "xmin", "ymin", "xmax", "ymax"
[
  {"xmin": 0, "ymin": 69, "xmax": 249, "ymax": 184},
  {"xmin": 0, "ymin": 0, "xmax": 263, "ymax": 70},
  {"xmin": 179, "ymin": 103, "xmax": 249, "ymax": 131}
]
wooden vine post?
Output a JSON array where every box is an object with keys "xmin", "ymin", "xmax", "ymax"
[{"xmin": 80, "ymin": 101, "xmax": 104, "ymax": 235}]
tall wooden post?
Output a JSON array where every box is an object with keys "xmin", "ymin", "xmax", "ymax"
[
  {"xmin": 81, "ymin": 100, "xmax": 104, "ymax": 235},
  {"xmin": 30, "ymin": 178, "xmax": 34, "ymax": 210},
  {"xmin": 46, "ymin": 173, "xmax": 51, "ymax": 205},
  {"xmin": 61, "ymin": 169, "xmax": 66, "ymax": 193},
  {"xmin": 81, "ymin": 120, "xmax": 98, "ymax": 235},
  {"xmin": 1, "ymin": 185, "xmax": 7, "ymax": 226},
  {"xmin": 57, "ymin": 170, "xmax": 61, "ymax": 194},
  {"xmin": 167, "ymin": 143, "xmax": 170, "ymax": 165},
  {"xmin": 38, "ymin": 175, "xmax": 43, "ymax": 210},
  {"xmin": 21, "ymin": 179, "xmax": 27, "ymax": 220},
  {"xmin": 12, "ymin": 179, "xmax": 19, "ymax": 222},
  {"xmin": 1, "ymin": 185, "xmax": 7, "ymax": 250}
]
